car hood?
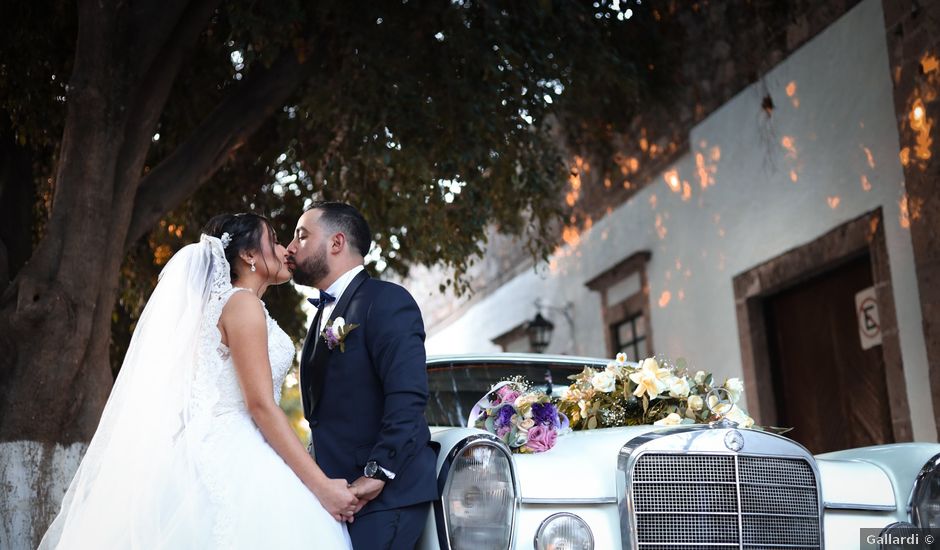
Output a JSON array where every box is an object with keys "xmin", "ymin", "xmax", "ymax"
[{"xmin": 511, "ymin": 425, "xmax": 665, "ymax": 500}]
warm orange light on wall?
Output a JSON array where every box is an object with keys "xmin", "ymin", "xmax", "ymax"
[
  {"xmin": 861, "ymin": 146, "xmax": 876, "ymax": 168},
  {"xmin": 921, "ymin": 53, "xmax": 939, "ymax": 75},
  {"xmin": 663, "ymin": 169, "xmax": 681, "ymax": 192},
  {"xmin": 909, "ymin": 98, "xmax": 933, "ymax": 161},
  {"xmin": 655, "ymin": 214, "xmax": 667, "ymax": 239}
]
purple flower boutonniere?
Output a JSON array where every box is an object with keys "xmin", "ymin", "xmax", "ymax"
[{"xmin": 321, "ymin": 317, "xmax": 359, "ymax": 352}]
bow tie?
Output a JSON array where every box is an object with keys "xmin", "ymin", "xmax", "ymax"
[{"xmin": 307, "ymin": 291, "xmax": 336, "ymax": 309}]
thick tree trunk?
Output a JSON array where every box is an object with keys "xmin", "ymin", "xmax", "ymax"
[
  {"xmin": 0, "ymin": 1, "xmax": 313, "ymax": 545},
  {"xmin": 0, "ymin": 4, "xmax": 131, "ymax": 546},
  {"xmin": 0, "ymin": 441, "xmax": 86, "ymax": 550},
  {"xmin": 0, "ymin": 0, "xmax": 131, "ymax": 445},
  {"xmin": 0, "ymin": 118, "xmax": 37, "ymax": 289},
  {"xmin": 0, "ymin": 2, "xmax": 213, "ymax": 547}
]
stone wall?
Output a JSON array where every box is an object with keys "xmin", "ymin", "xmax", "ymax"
[{"xmin": 882, "ymin": 0, "xmax": 940, "ymax": 436}]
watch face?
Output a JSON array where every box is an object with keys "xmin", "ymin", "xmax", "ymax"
[{"xmin": 365, "ymin": 461, "xmax": 377, "ymax": 477}]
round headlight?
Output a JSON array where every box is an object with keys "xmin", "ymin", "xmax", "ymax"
[
  {"xmin": 910, "ymin": 453, "xmax": 940, "ymax": 529},
  {"xmin": 443, "ymin": 441, "xmax": 516, "ymax": 550},
  {"xmin": 877, "ymin": 522, "xmax": 921, "ymax": 550},
  {"xmin": 534, "ymin": 512, "xmax": 594, "ymax": 550}
]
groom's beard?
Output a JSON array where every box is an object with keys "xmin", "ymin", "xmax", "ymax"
[{"xmin": 291, "ymin": 242, "xmax": 330, "ymax": 287}]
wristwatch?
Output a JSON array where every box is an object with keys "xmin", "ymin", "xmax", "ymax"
[{"xmin": 364, "ymin": 460, "xmax": 391, "ymax": 482}]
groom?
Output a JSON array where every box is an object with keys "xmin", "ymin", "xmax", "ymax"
[{"xmin": 286, "ymin": 201, "xmax": 437, "ymax": 549}]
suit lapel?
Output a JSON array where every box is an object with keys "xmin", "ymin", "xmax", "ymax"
[
  {"xmin": 299, "ymin": 306, "xmax": 323, "ymax": 417},
  {"xmin": 326, "ymin": 269, "xmax": 369, "ymax": 329},
  {"xmin": 308, "ymin": 269, "xmax": 370, "ymax": 412}
]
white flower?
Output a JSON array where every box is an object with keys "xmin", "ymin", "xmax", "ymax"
[
  {"xmin": 687, "ymin": 395, "xmax": 704, "ymax": 411},
  {"xmin": 668, "ymin": 377, "xmax": 691, "ymax": 398},
  {"xmin": 629, "ymin": 358, "xmax": 671, "ymax": 400},
  {"xmin": 653, "ymin": 412, "xmax": 683, "ymax": 426},
  {"xmin": 723, "ymin": 405, "xmax": 755, "ymax": 428},
  {"xmin": 518, "ymin": 418, "xmax": 535, "ymax": 432},
  {"xmin": 605, "ymin": 362, "xmax": 622, "ymax": 378},
  {"xmin": 693, "ymin": 370, "xmax": 706, "ymax": 385},
  {"xmin": 333, "ymin": 317, "xmax": 346, "ymax": 332},
  {"xmin": 591, "ymin": 371, "xmax": 617, "ymax": 393},
  {"xmin": 578, "ymin": 399, "xmax": 590, "ymax": 419},
  {"xmin": 724, "ymin": 377, "xmax": 745, "ymax": 403},
  {"xmin": 615, "ymin": 352, "xmax": 628, "ymax": 364}
]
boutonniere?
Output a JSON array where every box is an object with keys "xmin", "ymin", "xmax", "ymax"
[{"xmin": 321, "ymin": 317, "xmax": 359, "ymax": 352}]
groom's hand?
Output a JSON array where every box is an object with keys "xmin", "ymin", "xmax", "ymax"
[
  {"xmin": 315, "ymin": 478, "xmax": 361, "ymax": 523},
  {"xmin": 350, "ymin": 476, "xmax": 385, "ymax": 507}
]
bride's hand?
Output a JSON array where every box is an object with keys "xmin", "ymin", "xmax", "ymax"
[{"xmin": 315, "ymin": 478, "xmax": 360, "ymax": 522}]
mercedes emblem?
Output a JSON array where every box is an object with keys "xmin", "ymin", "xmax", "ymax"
[
  {"xmin": 724, "ymin": 429, "xmax": 745, "ymax": 452},
  {"xmin": 706, "ymin": 387, "xmax": 734, "ymax": 419}
]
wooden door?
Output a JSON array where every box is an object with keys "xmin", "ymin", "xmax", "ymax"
[{"xmin": 764, "ymin": 254, "xmax": 894, "ymax": 454}]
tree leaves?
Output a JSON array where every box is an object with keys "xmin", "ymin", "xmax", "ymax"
[{"xmin": 2, "ymin": 0, "xmax": 663, "ymax": 374}]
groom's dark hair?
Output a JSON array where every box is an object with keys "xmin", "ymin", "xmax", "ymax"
[{"xmin": 306, "ymin": 201, "xmax": 372, "ymax": 257}]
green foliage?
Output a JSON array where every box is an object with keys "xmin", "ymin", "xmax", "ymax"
[{"xmin": 1, "ymin": 1, "xmax": 666, "ymax": 376}]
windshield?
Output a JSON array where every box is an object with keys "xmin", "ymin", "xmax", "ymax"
[{"xmin": 425, "ymin": 359, "xmax": 602, "ymax": 427}]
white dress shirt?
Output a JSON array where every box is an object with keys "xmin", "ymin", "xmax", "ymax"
[{"xmin": 318, "ymin": 264, "xmax": 365, "ymax": 332}]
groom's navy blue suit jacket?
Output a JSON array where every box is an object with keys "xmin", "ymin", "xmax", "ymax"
[{"xmin": 300, "ymin": 270, "xmax": 437, "ymax": 515}]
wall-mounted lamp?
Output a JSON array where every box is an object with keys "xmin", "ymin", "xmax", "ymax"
[{"xmin": 526, "ymin": 299, "xmax": 575, "ymax": 354}]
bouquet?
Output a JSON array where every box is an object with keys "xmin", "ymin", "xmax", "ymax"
[
  {"xmin": 556, "ymin": 353, "xmax": 757, "ymax": 430},
  {"xmin": 468, "ymin": 381, "xmax": 570, "ymax": 454}
]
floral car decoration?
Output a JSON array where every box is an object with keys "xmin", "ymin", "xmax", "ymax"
[
  {"xmin": 471, "ymin": 353, "xmax": 768, "ymax": 453},
  {"xmin": 468, "ymin": 382, "xmax": 569, "ymax": 454},
  {"xmin": 558, "ymin": 353, "xmax": 757, "ymax": 430}
]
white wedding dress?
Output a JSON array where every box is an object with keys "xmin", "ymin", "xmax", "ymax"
[{"xmin": 40, "ymin": 236, "xmax": 352, "ymax": 549}]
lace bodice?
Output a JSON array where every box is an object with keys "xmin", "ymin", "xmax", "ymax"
[{"xmin": 192, "ymin": 287, "xmax": 296, "ymax": 416}]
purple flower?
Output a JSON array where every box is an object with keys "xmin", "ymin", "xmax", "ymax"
[
  {"xmin": 496, "ymin": 425, "xmax": 511, "ymax": 439},
  {"xmin": 525, "ymin": 425, "xmax": 557, "ymax": 453},
  {"xmin": 323, "ymin": 328, "xmax": 339, "ymax": 350},
  {"xmin": 494, "ymin": 405, "xmax": 515, "ymax": 429},
  {"xmin": 531, "ymin": 402, "xmax": 559, "ymax": 427},
  {"xmin": 558, "ymin": 412, "xmax": 570, "ymax": 431}
]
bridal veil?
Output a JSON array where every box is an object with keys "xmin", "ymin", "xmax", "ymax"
[{"xmin": 39, "ymin": 235, "xmax": 231, "ymax": 549}]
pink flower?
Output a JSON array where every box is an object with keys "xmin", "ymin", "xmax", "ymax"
[
  {"xmin": 496, "ymin": 385, "xmax": 521, "ymax": 405},
  {"xmin": 496, "ymin": 425, "xmax": 511, "ymax": 439},
  {"xmin": 525, "ymin": 425, "xmax": 557, "ymax": 453}
]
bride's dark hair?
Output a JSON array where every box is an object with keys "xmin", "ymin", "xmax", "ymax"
[{"xmin": 202, "ymin": 213, "xmax": 281, "ymax": 282}]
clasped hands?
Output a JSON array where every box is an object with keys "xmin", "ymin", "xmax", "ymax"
[{"xmin": 321, "ymin": 476, "xmax": 386, "ymax": 523}]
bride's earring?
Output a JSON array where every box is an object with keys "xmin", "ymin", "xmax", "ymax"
[{"xmin": 250, "ymin": 259, "xmax": 256, "ymax": 272}]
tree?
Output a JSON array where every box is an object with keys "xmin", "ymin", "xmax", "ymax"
[{"xmin": 0, "ymin": 0, "xmax": 663, "ymax": 543}]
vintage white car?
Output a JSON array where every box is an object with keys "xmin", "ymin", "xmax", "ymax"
[{"xmin": 416, "ymin": 354, "xmax": 940, "ymax": 550}]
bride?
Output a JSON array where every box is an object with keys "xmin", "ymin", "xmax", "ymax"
[{"xmin": 40, "ymin": 213, "xmax": 354, "ymax": 549}]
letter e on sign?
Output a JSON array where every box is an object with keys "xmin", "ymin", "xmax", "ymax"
[{"xmin": 854, "ymin": 286, "xmax": 882, "ymax": 350}]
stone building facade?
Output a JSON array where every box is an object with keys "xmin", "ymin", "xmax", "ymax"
[{"xmin": 408, "ymin": 0, "xmax": 940, "ymax": 449}]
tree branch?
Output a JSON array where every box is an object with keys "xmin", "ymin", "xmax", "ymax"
[
  {"xmin": 126, "ymin": 0, "xmax": 192, "ymax": 78},
  {"xmin": 0, "ymin": 237, "xmax": 8, "ymax": 291},
  {"xmin": 125, "ymin": 51, "xmax": 311, "ymax": 248},
  {"xmin": 114, "ymin": 0, "xmax": 221, "ymax": 195}
]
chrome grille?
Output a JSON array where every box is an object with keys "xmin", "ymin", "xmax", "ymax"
[{"xmin": 631, "ymin": 452, "xmax": 821, "ymax": 549}]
